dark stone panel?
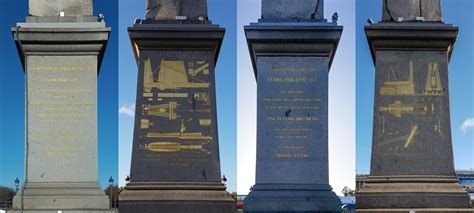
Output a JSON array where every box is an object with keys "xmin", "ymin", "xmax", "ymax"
[
  {"xmin": 255, "ymin": 56, "xmax": 329, "ymax": 185},
  {"xmin": 371, "ymin": 51, "xmax": 454, "ymax": 176},
  {"xmin": 129, "ymin": 50, "xmax": 221, "ymax": 183},
  {"xmin": 244, "ymin": 188, "xmax": 341, "ymax": 212},
  {"xmin": 244, "ymin": 55, "xmax": 341, "ymax": 211}
]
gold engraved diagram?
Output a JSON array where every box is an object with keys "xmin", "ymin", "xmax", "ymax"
[
  {"xmin": 142, "ymin": 102, "xmax": 178, "ymax": 120},
  {"xmin": 140, "ymin": 141, "xmax": 210, "ymax": 154},
  {"xmin": 378, "ymin": 116, "xmax": 386, "ymax": 137},
  {"xmin": 380, "ymin": 61, "xmax": 415, "ymax": 96},
  {"xmin": 379, "ymin": 125, "xmax": 419, "ymax": 149},
  {"xmin": 141, "ymin": 120, "xmax": 211, "ymax": 154},
  {"xmin": 143, "ymin": 58, "xmax": 210, "ymax": 92},
  {"xmin": 157, "ymin": 93, "xmax": 188, "ymax": 98},
  {"xmin": 142, "ymin": 101, "xmax": 211, "ymax": 120},
  {"xmin": 199, "ymin": 119, "xmax": 211, "ymax": 126},
  {"xmin": 193, "ymin": 92, "xmax": 210, "ymax": 105},
  {"xmin": 380, "ymin": 61, "xmax": 444, "ymax": 97},
  {"xmin": 424, "ymin": 63, "xmax": 444, "ymax": 95},
  {"xmin": 379, "ymin": 101, "xmax": 434, "ymax": 118},
  {"xmin": 404, "ymin": 125, "xmax": 418, "ymax": 148},
  {"xmin": 145, "ymin": 119, "xmax": 212, "ymax": 140},
  {"xmin": 141, "ymin": 119, "xmax": 154, "ymax": 129},
  {"xmin": 434, "ymin": 118, "xmax": 443, "ymax": 136},
  {"xmin": 188, "ymin": 61, "xmax": 210, "ymax": 76},
  {"xmin": 377, "ymin": 60, "xmax": 444, "ymax": 154},
  {"xmin": 140, "ymin": 57, "xmax": 213, "ymax": 155}
]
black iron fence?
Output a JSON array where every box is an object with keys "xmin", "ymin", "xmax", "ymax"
[{"xmin": 0, "ymin": 201, "xmax": 12, "ymax": 210}]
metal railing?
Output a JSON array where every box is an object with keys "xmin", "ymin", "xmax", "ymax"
[{"xmin": 0, "ymin": 201, "xmax": 12, "ymax": 210}]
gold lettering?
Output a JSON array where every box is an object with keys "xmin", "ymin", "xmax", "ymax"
[{"xmin": 41, "ymin": 78, "xmax": 80, "ymax": 82}]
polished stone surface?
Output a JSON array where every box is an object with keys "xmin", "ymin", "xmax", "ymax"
[
  {"xmin": 255, "ymin": 56, "xmax": 329, "ymax": 184},
  {"xmin": 26, "ymin": 55, "xmax": 98, "ymax": 182},
  {"xmin": 382, "ymin": 0, "xmax": 442, "ymax": 22},
  {"xmin": 244, "ymin": 46, "xmax": 341, "ymax": 213},
  {"xmin": 146, "ymin": 0, "xmax": 207, "ymax": 20},
  {"xmin": 262, "ymin": 0, "xmax": 323, "ymax": 20},
  {"xmin": 371, "ymin": 50, "xmax": 453, "ymax": 175},
  {"xmin": 129, "ymin": 50, "xmax": 221, "ymax": 183}
]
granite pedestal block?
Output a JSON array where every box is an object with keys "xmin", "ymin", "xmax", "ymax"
[
  {"xmin": 244, "ymin": 184, "xmax": 341, "ymax": 212},
  {"xmin": 118, "ymin": 23, "xmax": 235, "ymax": 213},
  {"xmin": 244, "ymin": 21, "xmax": 342, "ymax": 212},
  {"xmin": 356, "ymin": 23, "xmax": 471, "ymax": 211},
  {"xmin": 11, "ymin": 21, "xmax": 112, "ymax": 212},
  {"xmin": 120, "ymin": 182, "xmax": 234, "ymax": 213}
]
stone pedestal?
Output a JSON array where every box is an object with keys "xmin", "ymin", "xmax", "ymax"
[
  {"xmin": 243, "ymin": 21, "xmax": 342, "ymax": 212},
  {"xmin": 356, "ymin": 23, "xmax": 472, "ymax": 211},
  {"xmin": 118, "ymin": 23, "xmax": 235, "ymax": 213},
  {"xmin": 10, "ymin": 19, "xmax": 111, "ymax": 212}
]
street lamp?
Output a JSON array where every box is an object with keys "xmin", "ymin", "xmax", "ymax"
[
  {"xmin": 108, "ymin": 176, "xmax": 114, "ymax": 209},
  {"xmin": 14, "ymin": 177, "xmax": 20, "ymax": 192}
]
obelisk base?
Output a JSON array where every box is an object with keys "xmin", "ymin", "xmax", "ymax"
[
  {"xmin": 356, "ymin": 176, "xmax": 472, "ymax": 211},
  {"xmin": 11, "ymin": 182, "xmax": 112, "ymax": 212},
  {"xmin": 119, "ymin": 182, "xmax": 236, "ymax": 213},
  {"xmin": 244, "ymin": 184, "xmax": 341, "ymax": 212}
]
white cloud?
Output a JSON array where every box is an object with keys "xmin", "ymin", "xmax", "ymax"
[
  {"xmin": 119, "ymin": 104, "xmax": 135, "ymax": 117},
  {"xmin": 460, "ymin": 118, "xmax": 474, "ymax": 135}
]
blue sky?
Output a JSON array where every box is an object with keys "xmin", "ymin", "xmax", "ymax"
[
  {"xmin": 0, "ymin": 0, "xmax": 118, "ymax": 189},
  {"xmin": 356, "ymin": 0, "xmax": 474, "ymax": 174},
  {"xmin": 118, "ymin": 0, "xmax": 237, "ymax": 192}
]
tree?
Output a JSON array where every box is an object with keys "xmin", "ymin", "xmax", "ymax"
[
  {"xmin": 0, "ymin": 186, "xmax": 15, "ymax": 209},
  {"xmin": 341, "ymin": 186, "xmax": 355, "ymax": 197},
  {"xmin": 230, "ymin": 192, "xmax": 237, "ymax": 200},
  {"xmin": 104, "ymin": 186, "xmax": 120, "ymax": 208},
  {"xmin": 0, "ymin": 186, "xmax": 15, "ymax": 202}
]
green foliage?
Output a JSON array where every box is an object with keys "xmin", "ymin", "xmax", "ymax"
[
  {"xmin": 0, "ymin": 186, "xmax": 15, "ymax": 202},
  {"xmin": 230, "ymin": 192, "xmax": 237, "ymax": 200}
]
